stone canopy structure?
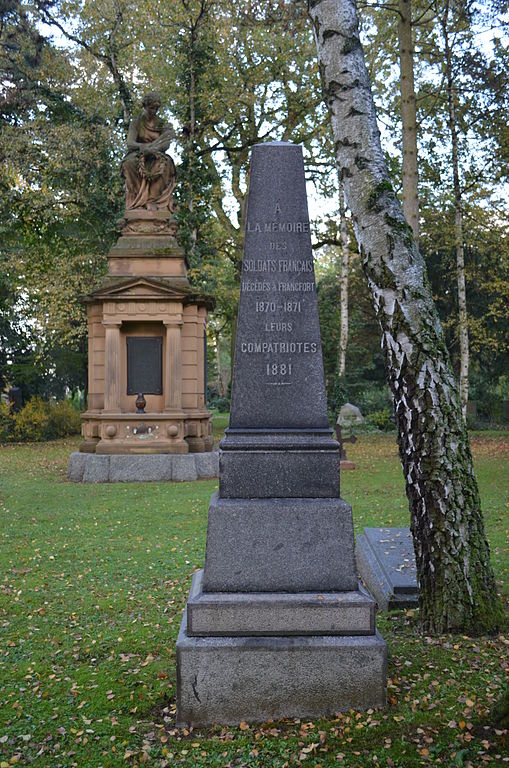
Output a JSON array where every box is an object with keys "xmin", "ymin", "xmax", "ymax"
[{"xmin": 80, "ymin": 95, "xmax": 213, "ymax": 455}]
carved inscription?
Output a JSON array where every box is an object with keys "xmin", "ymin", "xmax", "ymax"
[{"xmin": 240, "ymin": 205, "xmax": 318, "ymax": 386}]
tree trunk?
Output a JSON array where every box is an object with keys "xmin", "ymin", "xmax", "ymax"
[
  {"xmin": 443, "ymin": 11, "xmax": 469, "ymax": 422},
  {"xmin": 308, "ymin": 0, "xmax": 501, "ymax": 634},
  {"xmin": 337, "ymin": 172, "xmax": 349, "ymax": 378},
  {"xmin": 398, "ymin": 0, "xmax": 419, "ymax": 245}
]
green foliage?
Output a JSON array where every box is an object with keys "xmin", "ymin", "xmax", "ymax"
[
  {"xmin": 366, "ymin": 408, "xmax": 395, "ymax": 431},
  {"xmin": 47, "ymin": 399, "xmax": 83, "ymax": 438},
  {"xmin": 1, "ymin": 397, "xmax": 81, "ymax": 443},
  {"xmin": 355, "ymin": 381, "xmax": 393, "ymax": 416},
  {"xmin": 12, "ymin": 397, "xmax": 51, "ymax": 441},
  {"xmin": 0, "ymin": 401, "xmax": 14, "ymax": 442},
  {"xmin": 469, "ymin": 372, "xmax": 509, "ymax": 425},
  {"xmin": 329, "ymin": 375, "xmax": 349, "ymax": 416},
  {"xmin": 317, "ymin": 249, "xmax": 388, "ymax": 418}
]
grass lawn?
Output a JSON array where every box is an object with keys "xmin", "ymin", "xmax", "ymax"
[{"xmin": 0, "ymin": 426, "xmax": 507, "ymax": 767}]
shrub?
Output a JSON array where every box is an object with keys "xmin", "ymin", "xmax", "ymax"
[
  {"xmin": 0, "ymin": 397, "xmax": 82, "ymax": 443},
  {"xmin": 355, "ymin": 382, "xmax": 392, "ymax": 415},
  {"xmin": 366, "ymin": 408, "xmax": 395, "ymax": 431},
  {"xmin": 13, "ymin": 397, "xmax": 51, "ymax": 442},
  {"xmin": 47, "ymin": 399, "xmax": 82, "ymax": 438},
  {"xmin": 0, "ymin": 401, "xmax": 15, "ymax": 442},
  {"xmin": 209, "ymin": 397, "xmax": 229, "ymax": 413}
]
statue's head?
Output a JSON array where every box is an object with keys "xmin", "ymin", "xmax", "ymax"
[{"xmin": 142, "ymin": 91, "xmax": 161, "ymax": 109}]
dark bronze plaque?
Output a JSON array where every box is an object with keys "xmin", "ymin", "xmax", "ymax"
[{"xmin": 126, "ymin": 336, "xmax": 163, "ymax": 395}]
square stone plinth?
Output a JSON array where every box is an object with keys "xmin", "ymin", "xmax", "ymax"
[
  {"xmin": 187, "ymin": 570, "xmax": 376, "ymax": 636},
  {"xmin": 176, "ymin": 610, "xmax": 387, "ymax": 726},
  {"xmin": 219, "ymin": 449, "xmax": 340, "ymax": 498},
  {"xmin": 202, "ymin": 493, "xmax": 357, "ymax": 593}
]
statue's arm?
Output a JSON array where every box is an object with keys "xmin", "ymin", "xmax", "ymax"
[{"xmin": 126, "ymin": 117, "xmax": 143, "ymax": 152}]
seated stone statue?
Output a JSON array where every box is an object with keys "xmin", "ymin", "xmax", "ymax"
[{"xmin": 121, "ymin": 91, "xmax": 176, "ymax": 211}]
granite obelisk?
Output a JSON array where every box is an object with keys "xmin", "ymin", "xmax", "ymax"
[{"xmin": 176, "ymin": 143, "xmax": 387, "ymax": 725}]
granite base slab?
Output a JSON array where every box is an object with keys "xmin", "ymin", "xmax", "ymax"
[
  {"xmin": 356, "ymin": 528, "xmax": 419, "ymax": 611},
  {"xmin": 219, "ymin": 450, "xmax": 340, "ymax": 498},
  {"xmin": 66, "ymin": 451, "xmax": 218, "ymax": 483},
  {"xmin": 202, "ymin": 492, "xmax": 357, "ymax": 592},
  {"xmin": 187, "ymin": 570, "xmax": 375, "ymax": 636},
  {"xmin": 176, "ymin": 609, "xmax": 387, "ymax": 726}
]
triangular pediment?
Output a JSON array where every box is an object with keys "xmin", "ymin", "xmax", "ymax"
[{"xmin": 88, "ymin": 277, "xmax": 190, "ymax": 301}]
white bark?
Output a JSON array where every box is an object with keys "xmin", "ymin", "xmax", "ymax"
[
  {"xmin": 398, "ymin": 0, "xmax": 419, "ymax": 244},
  {"xmin": 308, "ymin": 0, "xmax": 500, "ymax": 633},
  {"xmin": 338, "ymin": 174, "xmax": 349, "ymax": 377}
]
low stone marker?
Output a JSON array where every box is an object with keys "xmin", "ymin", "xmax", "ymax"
[
  {"xmin": 175, "ymin": 142, "xmax": 386, "ymax": 726},
  {"xmin": 356, "ymin": 527, "xmax": 419, "ymax": 611}
]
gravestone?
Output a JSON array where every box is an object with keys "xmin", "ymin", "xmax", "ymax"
[
  {"xmin": 175, "ymin": 143, "xmax": 387, "ymax": 726},
  {"xmin": 356, "ymin": 527, "xmax": 419, "ymax": 611}
]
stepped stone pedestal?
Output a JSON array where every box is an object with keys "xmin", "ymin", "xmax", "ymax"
[
  {"xmin": 79, "ymin": 210, "xmax": 214, "ymax": 455},
  {"xmin": 176, "ymin": 143, "xmax": 387, "ymax": 726}
]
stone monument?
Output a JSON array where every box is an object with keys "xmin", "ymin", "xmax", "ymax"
[
  {"xmin": 79, "ymin": 93, "xmax": 214, "ymax": 455},
  {"xmin": 176, "ymin": 142, "xmax": 386, "ymax": 725}
]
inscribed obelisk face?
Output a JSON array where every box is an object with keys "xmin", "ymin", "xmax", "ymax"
[{"xmin": 229, "ymin": 142, "xmax": 329, "ymax": 431}]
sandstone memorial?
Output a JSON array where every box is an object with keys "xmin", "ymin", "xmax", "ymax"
[
  {"xmin": 79, "ymin": 92, "xmax": 214, "ymax": 456},
  {"xmin": 176, "ymin": 142, "xmax": 387, "ymax": 725}
]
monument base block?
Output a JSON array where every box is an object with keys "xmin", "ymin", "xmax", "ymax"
[
  {"xmin": 176, "ymin": 609, "xmax": 387, "ymax": 726},
  {"xmin": 202, "ymin": 493, "xmax": 357, "ymax": 592}
]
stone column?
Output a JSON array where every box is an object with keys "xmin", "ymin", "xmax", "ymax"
[
  {"xmin": 103, "ymin": 321, "xmax": 122, "ymax": 412},
  {"xmin": 164, "ymin": 319, "xmax": 183, "ymax": 411}
]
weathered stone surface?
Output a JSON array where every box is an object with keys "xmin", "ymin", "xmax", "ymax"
[
  {"xmin": 219, "ymin": 142, "xmax": 340, "ymax": 499},
  {"xmin": 82, "ymin": 455, "xmax": 110, "ymax": 483},
  {"xmin": 356, "ymin": 527, "xmax": 419, "ymax": 611},
  {"xmin": 176, "ymin": 143, "xmax": 387, "ymax": 725},
  {"xmin": 195, "ymin": 451, "xmax": 219, "ymax": 479},
  {"xmin": 202, "ymin": 492, "xmax": 357, "ymax": 592},
  {"xmin": 187, "ymin": 570, "xmax": 375, "ymax": 636},
  {"xmin": 109, "ymin": 454, "xmax": 172, "ymax": 482},
  {"xmin": 66, "ymin": 452, "xmax": 88, "ymax": 482},
  {"xmin": 226, "ymin": 143, "xmax": 329, "ymax": 432},
  {"xmin": 337, "ymin": 402, "xmax": 364, "ymax": 427},
  {"xmin": 219, "ymin": 447, "xmax": 339, "ymax": 498},
  {"xmin": 67, "ymin": 452, "xmax": 218, "ymax": 483},
  {"xmin": 172, "ymin": 455, "xmax": 198, "ymax": 482},
  {"xmin": 176, "ymin": 609, "xmax": 387, "ymax": 726}
]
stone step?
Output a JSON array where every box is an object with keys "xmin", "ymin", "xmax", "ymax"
[{"xmin": 187, "ymin": 570, "xmax": 376, "ymax": 636}]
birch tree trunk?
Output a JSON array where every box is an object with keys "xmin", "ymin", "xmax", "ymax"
[
  {"xmin": 398, "ymin": 0, "xmax": 419, "ymax": 245},
  {"xmin": 442, "ymin": 8, "xmax": 469, "ymax": 422},
  {"xmin": 308, "ymin": 0, "xmax": 501, "ymax": 633},
  {"xmin": 338, "ymin": 173, "xmax": 349, "ymax": 377}
]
